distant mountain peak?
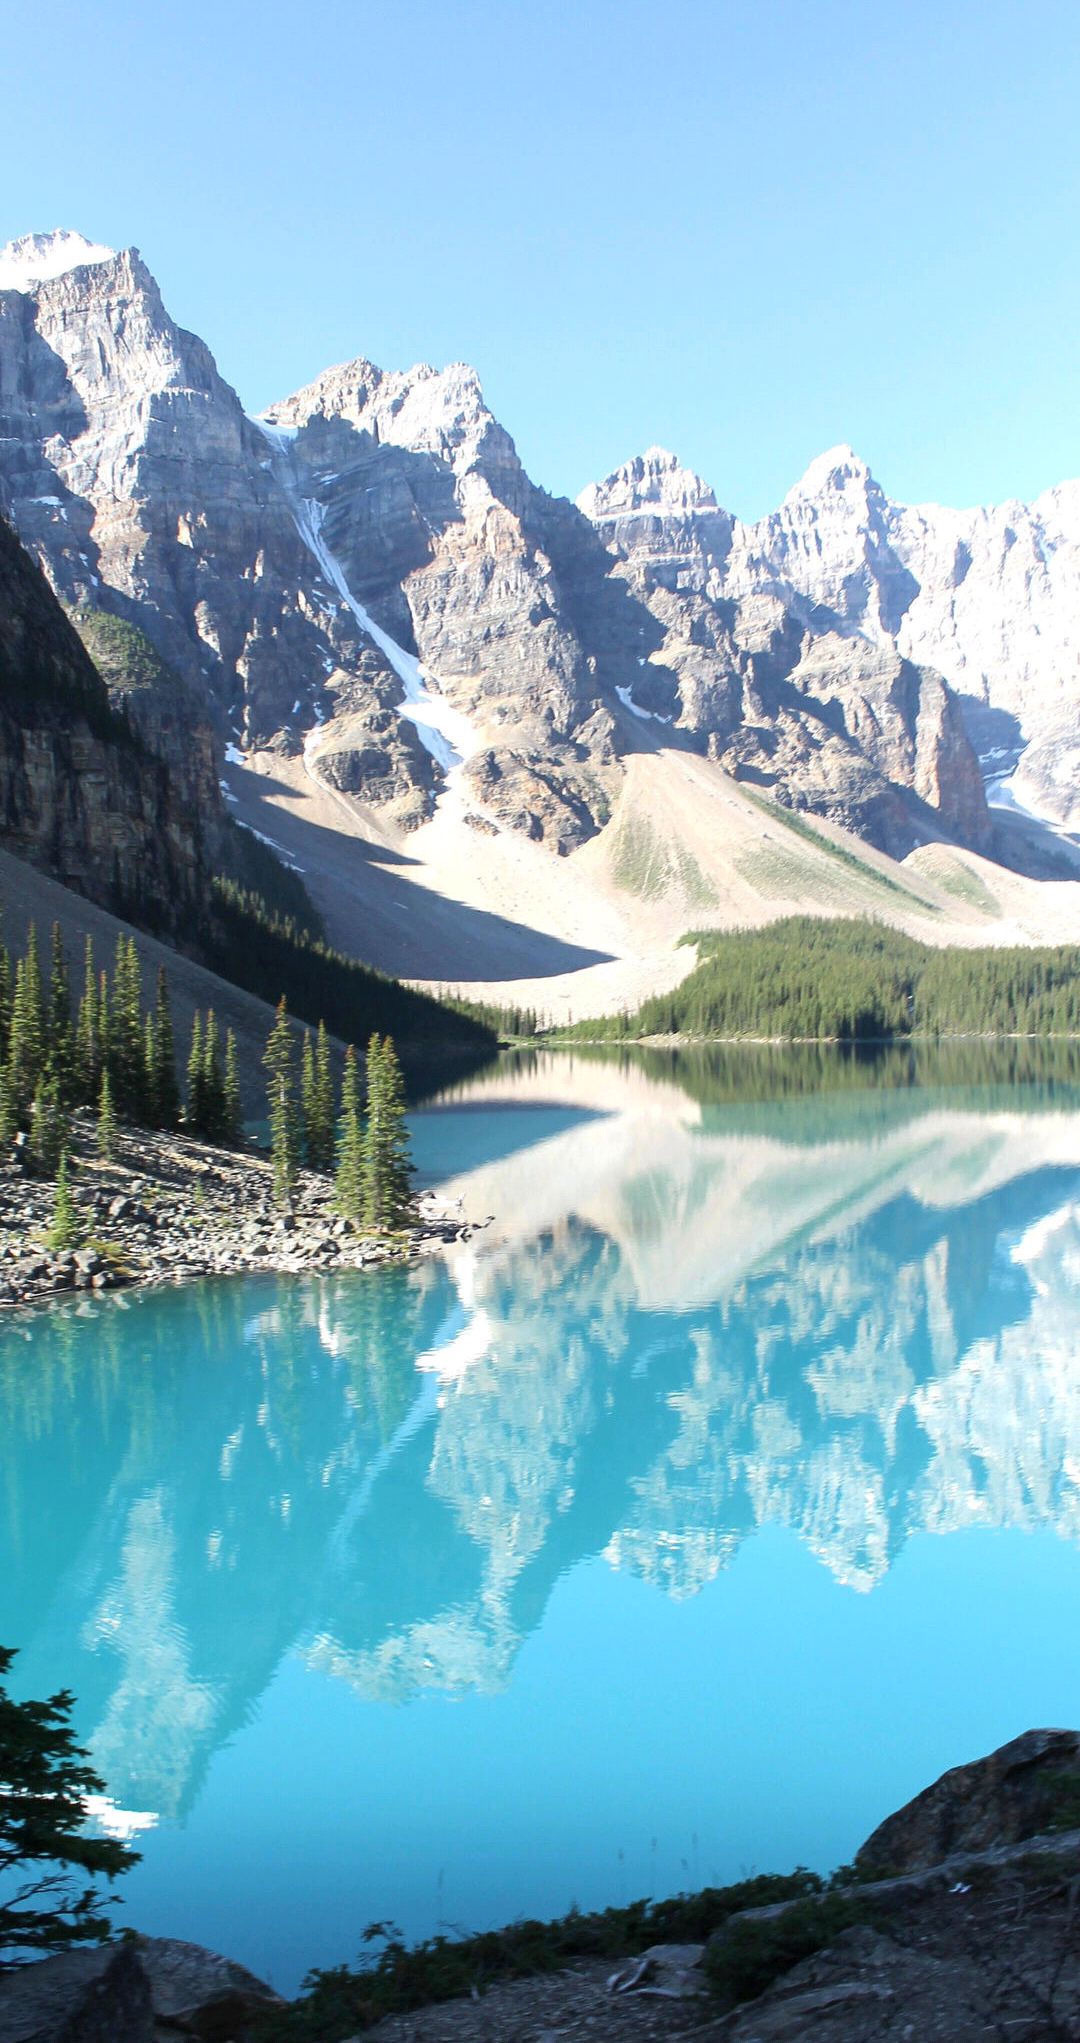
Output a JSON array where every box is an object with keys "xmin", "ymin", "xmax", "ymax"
[
  {"xmin": 578, "ymin": 446, "xmax": 722, "ymax": 521},
  {"xmin": 783, "ymin": 444, "xmax": 880, "ymax": 506},
  {"xmin": 0, "ymin": 229, "xmax": 116, "ymax": 293}
]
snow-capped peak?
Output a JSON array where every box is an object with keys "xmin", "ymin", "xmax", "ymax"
[
  {"xmin": 783, "ymin": 444, "xmax": 877, "ymax": 506},
  {"xmin": 0, "ymin": 229, "xmax": 116, "ymax": 293}
]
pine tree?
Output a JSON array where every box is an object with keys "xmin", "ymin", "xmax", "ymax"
[
  {"xmin": 151, "ymin": 968, "xmax": 180, "ymax": 1130},
  {"xmin": 308, "ymin": 1021, "xmax": 336, "ymax": 1174},
  {"xmin": 0, "ymin": 1064, "xmax": 15, "ymax": 1150},
  {"xmin": 0, "ymin": 1644, "xmax": 138, "ymax": 1959},
  {"xmin": 29, "ymin": 1074, "xmax": 67, "ymax": 1179},
  {"xmin": 73, "ymin": 940, "xmax": 100, "ymax": 1108},
  {"xmin": 300, "ymin": 1032, "xmax": 316, "ymax": 1166},
  {"xmin": 361, "ymin": 1034, "xmax": 412, "ymax": 1231},
  {"xmin": 201, "ymin": 1011, "xmax": 225, "ymax": 1143},
  {"xmin": 109, "ymin": 937, "xmax": 143, "ymax": 1120},
  {"xmin": 142, "ymin": 1014, "xmax": 156, "ymax": 1122},
  {"xmin": 334, "ymin": 1044, "xmax": 364, "ymax": 1219},
  {"xmin": 222, "ymin": 1031, "xmax": 243, "ymax": 1146},
  {"xmin": 263, "ymin": 998, "xmax": 297, "ymax": 1207},
  {"xmin": 47, "ymin": 923, "xmax": 75, "ymax": 1105},
  {"xmin": 96, "ymin": 1068, "xmax": 118, "ymax": 1161},
  {"xmin": 47, "ymin": 1154, "xmax": 84, "ymax": 1251},
  {"xmin": 185, "ymin": 1012, "xmax": 205, "ymax": 1135},
  {"xmin": 0, "ymin": 945, "xmax": 13, "ymax": 1069},
  {"xmin": 96, "ymin": 969, "xmax": 111, "ymax": 1102},
  {"xmin": 7, "ymin": 926, "xmax": 45, "ymax": 1120}
]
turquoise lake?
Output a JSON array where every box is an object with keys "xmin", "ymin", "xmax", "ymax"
[{"xmin": 4, "ymin": 1046, "xmax": 1080, "ymax": 1992}]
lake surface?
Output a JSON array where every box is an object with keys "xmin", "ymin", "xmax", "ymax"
[{"xmin": 5, "ymin": 1045, "xmax": 1080, "ymax": 1992}]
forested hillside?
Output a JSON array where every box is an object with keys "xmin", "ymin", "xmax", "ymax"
[{"xmin": 564, "ymin": 918, "xmax": 1080, "ymax": 1042}]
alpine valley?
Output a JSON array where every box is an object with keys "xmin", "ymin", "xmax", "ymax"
[{"xmin": 2, "ymin": 227, "xmax": 1080, "ymax": 1019}]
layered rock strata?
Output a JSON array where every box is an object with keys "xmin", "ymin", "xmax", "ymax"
[{"xmin": 0, "ymin": 232, "xmax": 993, "ymax": 859}]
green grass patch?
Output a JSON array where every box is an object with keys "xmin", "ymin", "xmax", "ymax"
[
  {"xmin": 923, "ymin": 858, "xmax": 1002, "ymax": 917},
  {"xmin": 737, "ymin": 785, "xmax": 941, "ymax": 914},
  {"xmin": 610, "ymin": 813, "xmax": 718, "ymax": 906}
]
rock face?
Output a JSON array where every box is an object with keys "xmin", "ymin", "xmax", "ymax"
[
  {"xmin": 856, "ymin": 1727, "xmax": 1080, "ymax": 1873},
  {"xmin": 581, "ymin": 449, "xmax": 991, "ymax": 857},
  {"xmin": 593, "ymin": 439, "xmax": 1080, "ymax": 822},
  {"xmin": 0, "ymin": 515, "xmax": 210, "ymax": 924},
  {"xmin": 0, "ymin": 1935, "xmax": 280, "ymax": 2043},
  {"xmin": 0, "ymin": 231, "xmax": 993, "ymax": 861}
]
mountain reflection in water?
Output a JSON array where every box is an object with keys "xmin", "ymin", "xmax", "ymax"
[{"xmin": 3, "ymin": 1046, "xmax": 1080, "ymax": 1960}]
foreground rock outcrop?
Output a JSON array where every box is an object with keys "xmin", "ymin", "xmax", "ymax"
[
  {"xmin": 7, "ymin": 1730, "xmax": 1080, "ymax": 2041},
  {"xmin": 0, "ymin": 1936, "xmax": 281, "ymax": 2042}
]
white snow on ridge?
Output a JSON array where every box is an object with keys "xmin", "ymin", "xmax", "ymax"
[
  {"xmin": 616, "ymin": 683, "xmax": 672, "ymax": 726},
  {"xmin": 0, "ymin": 230, "xmax": 116, "ymax": 292},
  {"xmin": 253, "ymin": 418, "xmax": 478, "ymax": 775}
]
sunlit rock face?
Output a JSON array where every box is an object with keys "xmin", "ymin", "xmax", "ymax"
[
  {"xmin": 581, "ymin": 449, "xmax": 991, "ymax": 857},
  {"xmin": 703, "ymin": 445, "xmax": 1080, "ymax": 746},
  {"xmin": 4, "ymin": 1055, "xmax": 1080, "ymax": 1826},
  {"xmin": 0, "ymin": 233, "xmax": 990, "ymax": 857}
]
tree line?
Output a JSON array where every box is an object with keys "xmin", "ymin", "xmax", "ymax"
[
  {"xmin": 559, "ymin": 918, "xmax": 1080, "ymax": 1043},
  {"xmin": 0, "ymin": 921, "xmax": 246, "ymax": 1174},
  {"xmin": 0, "ymin": 919, "xmax": 414, "ymax": 1233}
]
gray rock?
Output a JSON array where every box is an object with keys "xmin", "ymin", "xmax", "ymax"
[
  {"xmin": 857, "ymin": 1726, "xmax": 1080, "ymax": 1874},
  {"xmin": 0, "ymin": 233, "xmax": 995, "ymax": 865}
]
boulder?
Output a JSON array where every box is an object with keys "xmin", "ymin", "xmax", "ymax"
[
  {"xmin": 0, "ymin": 1936, "xmax": 281, "ymax": 2043},
  {"xmin": 856, "ymin": 1727, "xmax": 1080, "ymax": 1874}
]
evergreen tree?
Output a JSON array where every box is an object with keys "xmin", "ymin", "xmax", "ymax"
[
  {"xmin": 185, "ymin": 1012, "xmax": 205, "ymax": 1135},
  {"xmin": 361, "ymin": 1034, "xmax": 412, "ymax": 1230},
  {"xmin": 300, "ymin": 1031, "xmax": 316, "ymax": 1166},
  {"xmin": 308, "ymin": 1021, "xmax": 336, "ymax": 1173},
  {"xmin": 151, "ymin": 968, "xmax": 180, "ymax": 1130},
  {"xmin": 0, "ymin": 1644, "xmax": 138, "ymax": 1958},
  {"xmin": 96, "ymin": 970, "xmax": 111, "ymax": 1100},
  {"xmin": 29, "ymin": 1074, "xmax": 67, "ymax": 1179},
  {"xmin": 200, "ymin": 1010, "xmax": 225, "ymax": 1143},
  {"xmin": 7, "ymin": 925, "xmax": 45, "ymax": 1120},
  {"xmin": 46, "ymin": 1154, "xmax": 84, "ymax": 1251},
  {"xmin": 47, "ymin": 923, "xmax": 75, "ymax": 1105},
  {"xmin": 222, "ymin": 1031, "xmax": 243, "ymax": 1147},
  {"xmin": 0, "ymin": 945, "xmax": 13, "ymax": 1068},
  {"xmin": 263, "ymin": 998, "xmax": 297, "ymax": 1207},
  {"xmin": 73, "ymin": 939, "xmax": 100, "ymax": 1107},
  {"xmin": 109, "ymin": 937, "xmax": 143, "ymax": 1119},
  {"xmin": 97, "ymin": 1067, "xmax": 118, "ymax": 1160},
  {"xmin": 142, "ymin": 1014, "xmax": 156, "ymax": 1122},
  {"xmin": 0, "ymin": 1064, "xmax": 14, "ymax": 1150},
  {"xmin": 334, "ymin": 1044, "xmax": 364, "ymax": 1219}
]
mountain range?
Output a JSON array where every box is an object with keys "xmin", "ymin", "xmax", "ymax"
[{"xmin": 2, "ymin": 227, "xmax": 1079, "ymax": 1012}]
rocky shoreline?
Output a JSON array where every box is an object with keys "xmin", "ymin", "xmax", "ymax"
[
  {"xmin": 4, "ymin": 1731, "xmax": 1080, "ymax": 2041},
  {"xmin": 0, "ymin": 1115, "xmax": 480, "ymax": 1310}
]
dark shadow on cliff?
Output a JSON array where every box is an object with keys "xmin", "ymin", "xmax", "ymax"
[{"xmin": 223, "ymin": 760, "xmax": 616, "ymax": 983}]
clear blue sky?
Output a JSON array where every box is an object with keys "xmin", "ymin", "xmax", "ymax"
[{"xmin": 4, "ymin": 0, "xmax": 1079, "ymax": 518}]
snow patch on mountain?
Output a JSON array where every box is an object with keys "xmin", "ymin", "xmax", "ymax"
[
  {"xmin": 254, "ymin": 419, "xmax": 479, "ymax": 777},
  {"xmin": 0, "ymin": 229, "xmax": 116, "ymax": 292}
]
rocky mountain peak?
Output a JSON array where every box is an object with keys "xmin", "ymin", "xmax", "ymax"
[
  {"xmin": 264, "ymin": 354, "xmax": 512, "ymax": 481},
  {"xmin": 781, "ymin": 442, "xmax": 885, "ymax": 510},
  {"xmin": 578, "ymin": 446, "xmax": 723, "ymax": 523},
  {"xmin": 0, "ymin": 228, "xmax": 117, "ymax": 292}
]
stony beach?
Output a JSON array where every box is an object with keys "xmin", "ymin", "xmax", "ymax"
[{"xmin": 0, "ymin": 1115, "xmax": 477, "ymax": 1309}]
